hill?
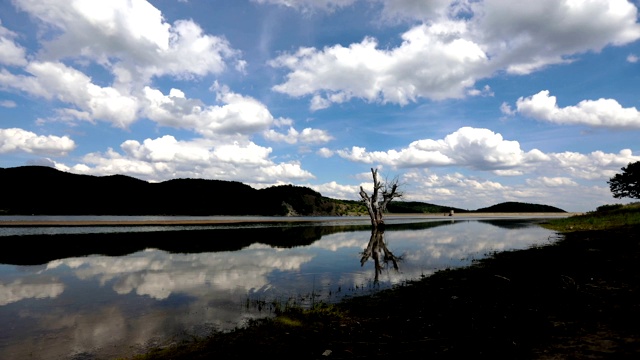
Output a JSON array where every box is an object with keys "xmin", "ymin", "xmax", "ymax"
[
  {"xmin": 0, "ymin": 166, "xmax": 365, "ymax": 216},
  {"xmin": 0, "ymin": 166, "xmax": 565, "ymax": 216},
  {"xmin": 475, "ymin": 201, "xmax": 566, "ymax": 213},
  {"xmin": 386, "ymin": 201, "xmax": 469, "ymax": 214}
]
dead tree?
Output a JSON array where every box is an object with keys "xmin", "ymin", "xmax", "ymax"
[
  {"xmin": 359, "ymin": 168, "xmax": 402, "ymax": 229},
  {"xmin": 360, "ymin": 229, "xmax": 401, "ymax": 284}
]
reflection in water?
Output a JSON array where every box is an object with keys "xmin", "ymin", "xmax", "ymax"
[
  {"xmin": 0, "ymin": 247, "xmax": 315, "ymax": 360},
  {"xmin": 0, "ymin": 277, "xmax": 64, "ymax": 306},
  {"xmin": 360, "ymin": 229, "xmax": 401, "ymax": 283},
  {"xmin": 477, "ymin": 219, "xmax": 545, "ymax": 229},
  {"xmin": 0, "ymin": 218, "xmax": 558, "ymax": 360},
  {"xmin": 0, "ymin": 223, "xmax": 373, "ymax": 266}
]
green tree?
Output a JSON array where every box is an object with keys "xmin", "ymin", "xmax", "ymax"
[{"xmin": 608, "ymin": 161, "xmax": 640, "ymax": 199}]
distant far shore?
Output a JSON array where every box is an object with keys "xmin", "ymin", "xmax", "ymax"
[{"xmin": 0, "ymin": 212, "xmax": 576, "ymax": 227}]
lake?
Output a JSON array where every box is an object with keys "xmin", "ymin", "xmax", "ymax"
[{"xmin": 0, "ymin": 215, "xmax": 563, "ymax": 360}]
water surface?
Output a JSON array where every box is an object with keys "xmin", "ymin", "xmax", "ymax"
[{"xmin": 0, "ymin": 217, "xmax": 560, "ymax": 360}]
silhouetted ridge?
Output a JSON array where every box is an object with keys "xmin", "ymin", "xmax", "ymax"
[
  {"xmin": 0, "ymin": 166, "xmax": 363, "ymax": 216},
  {"xmin": 475, "ymin": 201, "xmax": 566, "ymax": 213},
  {"xmin": 0, "ymin": 166, "xmax": 566, "ymax": 215},
  {"xmin": 387, "ymin": 201, "xmax": 469, "ymax": 214}
]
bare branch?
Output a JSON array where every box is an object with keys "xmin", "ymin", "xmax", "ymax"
[
  {"xmin": 361, "ymin": 229, "xmax": 402, "ymax": 283},
  {"xmin": 359, "ymin": 168, "xmax": 402, "ymax": 229}
]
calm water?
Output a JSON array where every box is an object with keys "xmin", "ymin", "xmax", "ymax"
[{"xmin": 0, "ymin": 216, "xmax": 561, "ymax": 360}]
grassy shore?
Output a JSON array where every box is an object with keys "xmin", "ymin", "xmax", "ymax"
[
  {"xmin": 125, "ymin": 205, "xmax": 640, "ymax": 359},
  {"xmin": 541, "ymin": 202, "xmax": 640, "ymax": 232}
]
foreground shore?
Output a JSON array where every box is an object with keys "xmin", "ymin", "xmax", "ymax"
[{"xmin": 129, "ymin": 222, "xmax": 639, "ymax": 359}]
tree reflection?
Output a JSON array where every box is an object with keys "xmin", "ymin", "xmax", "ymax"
[{"xmin": 360, "ymin": 229, "xmax": 402, "ymax": 283}]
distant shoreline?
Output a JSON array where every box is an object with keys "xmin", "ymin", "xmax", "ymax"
[{"xmin": 0, "ymin": 212, "xmax": 576, "ymax": 227}]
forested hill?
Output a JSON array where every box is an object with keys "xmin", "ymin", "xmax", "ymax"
[
  {"xmin": 0, "ymin": 166, "xmax": 565, "ymax": 216},
  {"xmin": 0, "ymin": 166, "xmax": 363, "ymax": 216},
  {"xmin": 386, "ymin": 201, "xmax": 470, "ymax": 214},
  {"xmin": 475, "ymin": 202, "xmax": 566, "ymax": 213}
]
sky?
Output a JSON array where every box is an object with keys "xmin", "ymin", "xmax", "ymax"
[{"xmin": 1, "ymin": 0, "xmax": 639, "ymax": 212}]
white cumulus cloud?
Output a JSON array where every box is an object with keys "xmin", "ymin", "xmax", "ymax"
[
  {"xmin": 143, "ymin": 84, "xmax": 275, "ymax": 137},
  {"xmin": 13, "ymin": 0, "xmax": 240, "ymax": 85},
  {"xmin": 270, "ymin": 24, "xmax": 489, "ymax": 108},
  {"xmin": 316, "ymin": 147, "xmax": 334, "ymax": 158},
  {"xmin": 268, "ymin": 0, "xmax": 640, "ymax": 108},
  {"xmin": 526, "ymin": 176, "xmax": 578, "ymax": 187},
  {"xmin": 337, "ymin": 127, "xmax": 541, "ymax": 172},
  {"xmin": 336, "ymin": 126, "xmax": 640, "ymax": 189},
  {"xmin": 307, "ymin": 181, "xmax": 360, "ymax": 200},
  {"xmin": 472, "ymin": 0, "xmax": 640, "ymax": 74},
  {"xmin": 263, "ymin": 127, "xmax": 334, "ymax": 144},
  {"xmin": 0, "ymin": 21, "xmax": 28, "ymax": 66},
  {"xmin": 544, "ymin": 149, "xmax": 640, "ymax": 180},
  {"xmin": 1, "ymin": 1, "xmax": 245, "ymax": 131},
  {"xmin": 0, "ymin": 62, "xmax": 139, "ymax": 128},
  {"xmin": 513, "ymin": 90, "xmax": 640, "ymax": 129},
  {"xmin": 0, "ymin": 128, "xmax": 76, "ymax": 155},
  {"xmin": 58, "ymin": 135, "xmax": 315, "ymax": 184}
]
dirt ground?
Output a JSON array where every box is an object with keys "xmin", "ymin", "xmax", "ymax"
[{"xmin": 134, "ymin": 224, "xmax": 639, "ymax": 359}]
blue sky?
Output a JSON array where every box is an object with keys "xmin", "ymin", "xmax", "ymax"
[{"xmin": 1, "ymin": 0, "xmax": 640, "ymax": 212}]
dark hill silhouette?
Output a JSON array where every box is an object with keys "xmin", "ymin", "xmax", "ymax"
[
  {"xmin": 0, "ymin": 166, "xmax": 565, "ymax": 215},
  {"xmin": 0, "ymin": 166, "xmax": 362, "ymax": 216},
  {"xmin": 153, "ymin": 178, "xmax": 255, "ymax": 215},
  {"xmin": 387, "ymin": 201, "xmax": 469, "ymax": 214},
  {"xmin": 475, "ymin": 201, "xmax": 566, "ymax": 213}
]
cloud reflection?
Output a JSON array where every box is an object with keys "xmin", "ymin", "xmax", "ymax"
[
  {"xmin": 309, "ymin": 232, "xmax": 368, "ymax": 251},
  {"xmin": 0, "ymin": 219, "xmax": 557, "ymax": 360},
  {"xmin": 0, "ymin": 279, "xmax": 64, "ymax": 306},
  {"xmin": 46, "ymin": 246, "xmax": 315, "ymax": 300}
]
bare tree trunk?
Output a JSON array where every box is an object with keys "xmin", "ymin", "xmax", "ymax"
[
  {"xmin": 360, "ymin": 229, "xmax": 401, "ymax": 283},
  {"xmin": 359, "ymin": 168, "xmax": 401, "ymax": 229}
]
